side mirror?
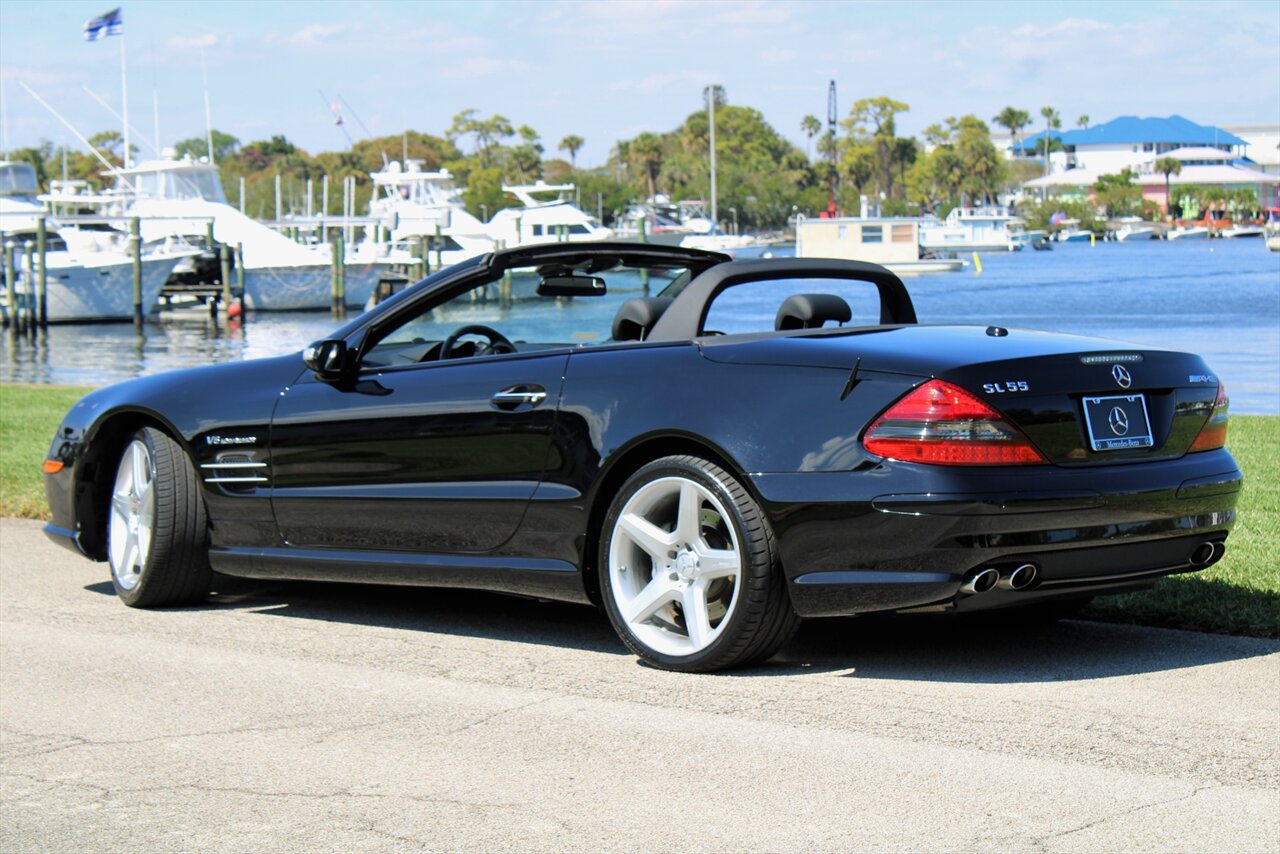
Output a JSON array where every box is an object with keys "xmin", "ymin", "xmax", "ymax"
[{"xmin": 303, "ymin": 338, "xmax": 350, "ymax": 381}]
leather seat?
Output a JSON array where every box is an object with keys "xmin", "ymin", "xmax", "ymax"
[
  {"xmin": 612, "ymin": 297, "xmax": 675, "ymax": 341},
  {"xmin": 775, "ymin": 293, "xmax": 852, "ymax": 330}
]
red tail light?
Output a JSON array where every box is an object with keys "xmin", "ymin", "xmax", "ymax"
[
  {"xmin": 862, "ymin": 379, "xmax": 1047, "ymax": 465},
  {"xmin": 1189, "ymin": 383, "xmax": 1229, "ymax": 452}
]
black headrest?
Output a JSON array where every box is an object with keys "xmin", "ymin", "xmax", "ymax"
[
  {"xmin": 775, "ymin": 293, "xmax": 852, "ymax": 330},
  {"xmin": 612, "ymin": 297, "xmax": 675, "ymax": 341}
]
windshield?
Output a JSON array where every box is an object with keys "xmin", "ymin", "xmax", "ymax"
[
  {"xmin": 0, "ymin": 163, "xmax": 39, "ymax": 196},
  {"xmin": 362, "ymin": 262, "xmax": 692, "ymax": 367}
]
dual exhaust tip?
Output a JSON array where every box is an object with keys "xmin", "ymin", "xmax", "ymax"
[
  {"xmin": 960, "ymin": 540, "xmax": 1226, "ymax": 595},
  {"xmin": 1189, "ymin": 540, "xmax": 1226, "ymax": 568},
  {"xmin": 960, "ymin": 564, "xmax": 1037, "ymax": 595}
]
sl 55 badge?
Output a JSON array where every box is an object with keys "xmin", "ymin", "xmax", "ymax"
[{"xmin": 982, "ymin": 381, "xmax": 1030, "ymax": 394}]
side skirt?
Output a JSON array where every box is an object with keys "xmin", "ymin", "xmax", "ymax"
[{"xmin": 209, "ymin": 545, "xmax": 592, "ymax": 605}]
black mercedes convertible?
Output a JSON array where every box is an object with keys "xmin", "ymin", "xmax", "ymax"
[{"xmin": 42, "ymin": 243, "xmax": 1242, "ymax": 671}]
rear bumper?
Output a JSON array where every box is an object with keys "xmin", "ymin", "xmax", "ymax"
[{"xmin": 753, "ymin": 450, "xmax": 1242, "ymax": 618}]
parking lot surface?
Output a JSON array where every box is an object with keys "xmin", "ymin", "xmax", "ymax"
[{"xmin": 2, "ymin": 517, "xmax": 1277, "ymax": 852}]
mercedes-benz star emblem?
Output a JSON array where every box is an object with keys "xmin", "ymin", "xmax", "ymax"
[
  {"xmin": 1112, "ymin": 364, "xmax": 1132, "ymax": 388},
  {"xmin": 1108, "ymin": 406, "xmax": 1130, "ymax": 436}
]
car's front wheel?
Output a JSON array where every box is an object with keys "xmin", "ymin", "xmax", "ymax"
[
  {"xmin": 599, "ymin": 455, "xmax": 798, "ymax": 672},
  {"xmin": 108, "ymin": 427, "xmax": 212, "ymax": 607}
]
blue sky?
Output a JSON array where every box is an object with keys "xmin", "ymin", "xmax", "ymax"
[{"xmin": 2, "ymin": 0, "xmax": 1278, "ymax": 166}]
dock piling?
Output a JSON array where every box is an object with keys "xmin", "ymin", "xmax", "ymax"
[
  {"xmin": 3, "ymin": 241, "xmax": 14, "ymax": 333},
  {"xmin": 330, "ymin": 235, "xmax": 346, "ymax": 317},
  {"xmin": 219, "ymin": 243, "xmax": 232, "ymax": 309},
  {"xmin": 235, "ymin": 243, "xmax": 246, "ymax": 316},
  {"xmin": 130, "ymin": 217, "xmax": 143, "ymax": 329},
  {"xmin": 434, "ymin": 225, "xmax": 444, "ymax": 271},
  {"xmin": 36, "ymin": 217, "xmax": 48, "ymax": 329},
  {"xmin": 22, "ymin": 240, "xmax": 35, "ymax": 337}
]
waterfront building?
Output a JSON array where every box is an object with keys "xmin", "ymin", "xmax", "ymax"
[
  {"xmin": 1011, "ymin": 115, "xmax": 1247, "ymax": 175},
  {"xmin": 1222, "ymin": 124, "xmax": 1280, "ymax": 177}
]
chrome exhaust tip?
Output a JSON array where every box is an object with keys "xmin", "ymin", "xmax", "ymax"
[
  {"xmin": 997, "ymin": 563, "xmax": 1039, "ymax": 591},
  {"xmin": 1189, "ymin": 541, "xmax": 1217, "ymax": 567},
  {"xmin": 959, "ymin": 567, "xmax": 1000, "ymax": 595}
]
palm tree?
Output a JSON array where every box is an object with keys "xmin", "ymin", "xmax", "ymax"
[
  {"xmin": 630, "ymin": 132, "xmax": 664, "ymax": 203},
  {"xmin": 558, "ymin": 135, "xmax": 584, "ymax": 169},
  {"xmin": 800, "ymin": 115, "xmax": 822, "ymax": 160},
  {"xmin": 1039, "ymin": 106, "xmax": 1062, "ymax": 176},
  {"xmin": 992, "ymin": 106, "xmax": 1031, "ymax": 153},
  {"xmin": 1153, "ymin": 156, "xmax": 1182, "ymax": 218},
  {"xmin": 1077, "ymin": 114, "xmax": 1090, "ymax": 129}
]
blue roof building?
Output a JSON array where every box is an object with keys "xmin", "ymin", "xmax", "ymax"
[{"xmin": 1013, "ymin": 115, "xmax": 1246, "ymax": 159}]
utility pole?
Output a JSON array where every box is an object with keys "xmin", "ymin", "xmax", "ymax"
[
  {"xmin": 708, "ymin": 86, "xmax": 718, "ymax": 232},
  {"xmin": 827, "ymin": 80, "xmax": 838, "ymax": 215}
]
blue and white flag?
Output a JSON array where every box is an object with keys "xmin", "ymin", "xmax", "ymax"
[{"xmin": 83, "ymin": 8, "xmax": 123, "ymax": 42}]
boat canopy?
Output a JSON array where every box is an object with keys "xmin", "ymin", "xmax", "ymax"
[
  {"xmin": 110, "ymin": 156, "xmax": 227, "ymax": 204},
  {"xmin": 0, "ymin": 161, "xmax": 39, "ymax": 197}
]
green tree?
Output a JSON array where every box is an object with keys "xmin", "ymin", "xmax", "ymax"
[
  {"xmin": 510, "ymin": 125, "xmax": 544, "ymax": 181},
  {"xmin": 173, "ymin": 129, "xmax": 240, "ymax": 162},
  {"xmin": 1039, "ymin": 106, "xmax": 1062, "ymax": 175},
  {"xmin": 1093, "ymin": 169, "xmax": 1143, "ymax": 217},
  {"xmin": 800, "ymin": 115, "xmax": 822, "ymax": 160},
  {"xmin": 992, "ymin": 106, "xmax": 1032, "ymax": 150},
  {"xmin": 843, "ymin": 96, "xmax": 910, "ymax": 198},
  {"xmin": 1077, "ymin": 114, "xmax": 1090, "ymax": 129},
  {"xmin": 1153, "ymin": 156, "xmax": 1182, "ymax": 217},
  {"xmin": 629, "ymin": 131, "xmax": 664, "ymax": 201},
  {"xmin": 446, "ymin": 109, "xmax": 513, "ymax": 168},
  {"xmin": 558, "ymin": 134, "xmax": 584, "ymax": 168}
]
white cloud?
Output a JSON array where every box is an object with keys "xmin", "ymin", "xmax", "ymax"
[
  {"xmin": 167, "ymin": 33, "xmax": 217, "ymax": 50},
  {"xmin": 288, "ymin": 24, "xmax": 349, "ymax": 46}
]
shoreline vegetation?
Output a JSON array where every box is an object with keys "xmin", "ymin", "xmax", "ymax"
[{"xmin": 2, "ymin": 383, "xmax": 1275, "ymax": 640}]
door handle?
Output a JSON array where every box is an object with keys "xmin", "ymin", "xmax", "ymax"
[{"xmin": 491, "ymin": 386, "xmax": 547, "ymax": 410}]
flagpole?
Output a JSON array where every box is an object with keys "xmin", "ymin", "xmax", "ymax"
[
  {"xmin": 119, "ymin": 28, "xmax": 129, "ymax": 169},
  {"xmin": 201, "ymin": 48, "xmax": 214, "ymax": 163}
]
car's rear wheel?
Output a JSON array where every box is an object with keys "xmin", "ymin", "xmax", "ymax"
[
  {"xmin": 599, "ymin": 455, "xmax": 798, "ymax": 672},
  {"xmin": 108, "ymin": 427, "xmax": 212, "ymax": 607}
]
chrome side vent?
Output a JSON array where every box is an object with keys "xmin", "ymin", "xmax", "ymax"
[{"xmin": 201, "ymin": 453, "xmax": 267, "ymax": 492}]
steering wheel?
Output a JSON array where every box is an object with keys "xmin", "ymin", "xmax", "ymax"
[{"xmin": 438, "ymin": 324, "xmax": 516, "ymax": 360}]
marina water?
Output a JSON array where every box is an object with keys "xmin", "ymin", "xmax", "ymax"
[{"xmin": 2, "ymin": 238, "xmax": 1277, "ymax": 414}]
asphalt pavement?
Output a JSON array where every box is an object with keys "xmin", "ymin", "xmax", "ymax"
[{"xmin": 2, "ymin": 516, "xmax": 1277, "ymax": 853}]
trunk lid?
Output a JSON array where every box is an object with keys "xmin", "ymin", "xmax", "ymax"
[{"xmin": 698, "ymin": 325, "xmax": 1221, "ymax": 465}]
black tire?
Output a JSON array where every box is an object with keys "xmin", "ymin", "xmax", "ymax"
[
  {"xmin": 106, "ymin": 427, "xmax": 212, "ymax": 608},
  {"xmin": 598, "ymin": 455, "xmax": 799, "ymax": 672}
]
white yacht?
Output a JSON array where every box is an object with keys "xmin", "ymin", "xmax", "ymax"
[
  {"xmin": 98, "ymin": 154, "xmax": 390, "ymax": 310},
  {"xmin": 368, "ymin": 161, "xmax": 493, "ymax": 266},
  {"xmin": 1, "ymin": 161, "xmax": 196, "ymax": 323},
  {"xmin": 1167, "ymin": 225, "xmax": 1210, "ymax": 240},
  {"xmin": 919, "ymin": 206, "xmax": 1021, "ymax": 252},
  {"xmin": 486, "ymin": 181, "xmax": 612, "ymax": 248},
  {"xmin": 1220, "ymin": 224, "xmax": 1265, "ymax": 239},
  {"xmin": 1114, "ymin": 219, "xmax": 1157, "ymax": 242}
]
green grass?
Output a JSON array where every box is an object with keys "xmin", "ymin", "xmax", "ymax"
[
  {"xmin": 0, "ymin": 384, "xmax": 93, "ymax": 519},
  {"xmin": 1084, "ymin": 414, "xmax": 1280, "ymax": 638},
  {"xmin": 0, "ymin": 382, "xmax": 1276, "ymax": 637}
]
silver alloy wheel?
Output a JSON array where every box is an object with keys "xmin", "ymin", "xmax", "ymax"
[
  {"xmin": 108, "ymin": 439, "xmax": 156, "ymax": 591},
  {"xmin": 607, "ymin": 475, "xmax": 743, "ymax": 657}
]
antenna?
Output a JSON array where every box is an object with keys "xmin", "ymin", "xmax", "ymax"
[
  {"xmin": 339, "ymin": 95, "xmax": 374, "ymax": 138},
  {"xmin": 200, "ymin": 48, "xmax": 215, "ymax": 162},
  {"xmin": 19, "ymin": 81, "xmax": 136, "ymax": 192},
  {"xmin": 82, "ymin": 85, "xmax": 160, "ymax": 157},
  {"xmin": 151, "ymin": 43, "xmax": 160, "ymax": 155}
]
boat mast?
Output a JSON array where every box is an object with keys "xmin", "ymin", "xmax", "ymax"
[
  {"xmin": 200, "ymin": 48, "xmax": 214, "ymax": 163},
  {"xmin": 120, "ymin": 28, "xmax": 129, "ymax": 168}
]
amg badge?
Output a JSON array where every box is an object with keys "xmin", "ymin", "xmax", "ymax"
[{"xmin": 206, "ymin": 435, "xmax": 257, "ymax": 446}]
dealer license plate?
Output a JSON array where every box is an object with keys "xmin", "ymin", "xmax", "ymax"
[{"xmin": 1082, "ymin": 394, "xmax": 1155, "ymax": 451}]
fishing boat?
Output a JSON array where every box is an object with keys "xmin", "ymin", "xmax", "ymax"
[
  {"xmin": 1115, "ymin": 222, "xmax": 1157, "ymax": 242},
  {"xmin": 1167, "ymin": 225, "xmax": 1210, "ymax": 240},
  {"xmin": 1056, "ymin": 228, "xmax": 1094, "ymax": 243},
  {"xmin": 2, "ymin": 161, "xmax": 197, "ymax": 322},
  {"xmin": 368, "ymin": 161, "xmax": 493, "ymax": 265},
  {"xmin": 486, "ymin": 181, "xmax": 612, "ymax": 248},
  {"xmin": 918, "ymin": 206, "xmax": 1022, "ymax": 252},
  {"xmin": 73, "ymin": 154, "xmax": 392, "ymax": 310},
  {"xmin": 1219, "ymin": 224, "xmax": 1265, "ymax": 239}
]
